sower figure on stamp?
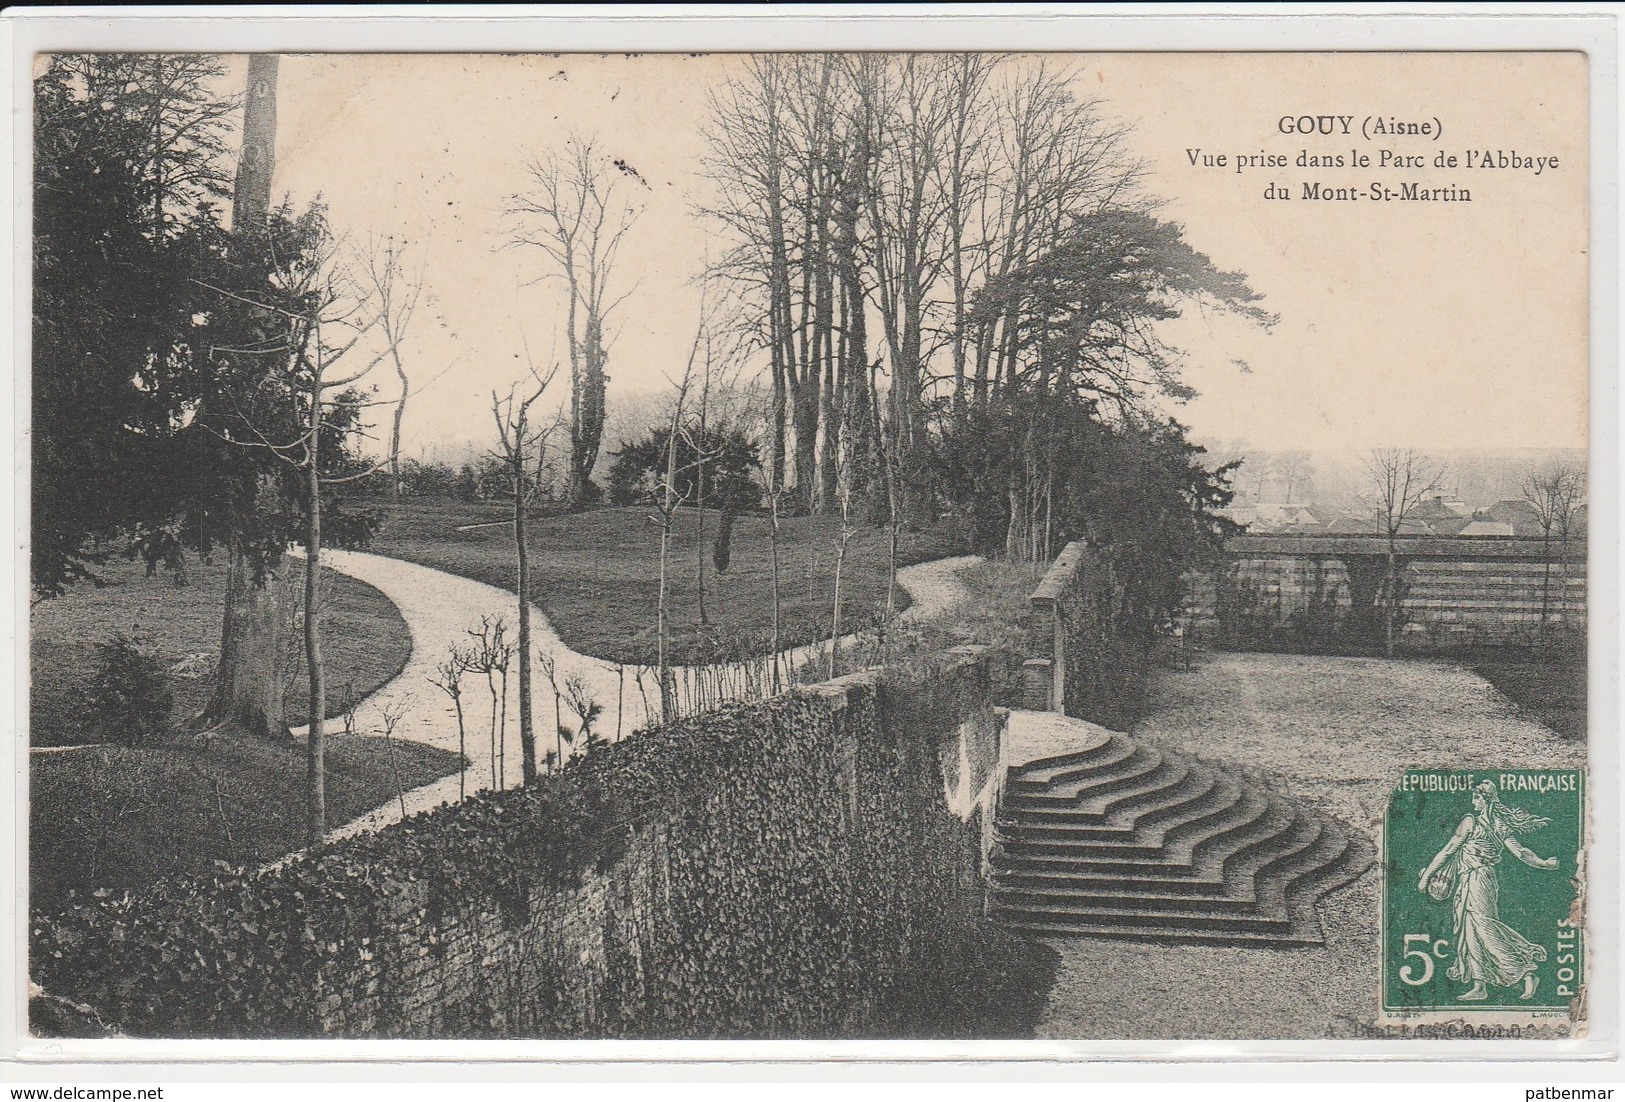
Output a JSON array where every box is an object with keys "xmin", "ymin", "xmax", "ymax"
[{"xmin": 1418, "ymin": 780, "xmax": 1559, "ymax": 1002}]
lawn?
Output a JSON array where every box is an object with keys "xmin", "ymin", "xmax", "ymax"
[
  {"xmin": 30, "ymin": 551, "xmax": 464, "ymax": 914},
  {"xmin": 31, "ymin": 555, "xmax": 413, "ymax": 747},
  {"xmin": 1467, "ymin": 646, "xmax": 1587, "ymax": 741},
  {"xmin": 360, "ymin": 497, "xmax": 964, "ymax": 665},
  {"xmin": 30, "ymin": 735, "xmax": 463, "ymax": 914}
]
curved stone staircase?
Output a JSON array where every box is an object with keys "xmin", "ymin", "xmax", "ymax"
[{"xmin": 990, "ymin": 721, "xmax": 1375, "ymax": 946}]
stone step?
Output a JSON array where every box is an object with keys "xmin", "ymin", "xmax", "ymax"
[
  {"xmin": 1003, "ymin": 758, "xmax": 1198, "ymax": 823},
  {"xmin": 990, "ymin": 898, "xmax": 1295, "ymax": 936},
  {"xmin": 1006, "ymin": 738, "xmax": 1143, "ymax": 794},
  {"xmin": 994, "ymin": 867, "xmax": 1229, "ymax": 895},
  {"xmin": 993, "ymin": 810, "xmax": 1327, "ymax": 914},
  {"xmin": 992, "ymin": 774, "xmax": 1263, "ymax": 862},
  {"xmin": 992, "ymin": 882, "xmax": 1262, "ymax": 916},
  {"xmin": 1273, "ymin": 821, "xmax": 1372, "ymax": 919},
  {"xmin": 1006, "ymin": 738, "xmax": 1130, "ymax": 788},
  {"xmin": 988, "ymin": 718, "xmax": 1372, "ymax": 947},
  {"xmin": 997, "ymin": 918, "xmax": 1327, "ymax": 949}
]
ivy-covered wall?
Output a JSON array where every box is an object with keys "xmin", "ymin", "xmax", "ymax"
[
  {"xmin": 32, "ymin": 649, "xmax": 1021, "ymax": 1040},
  {"xmin": 1025, "ymin": 541, "xmax": 1148, "ymax": 729}
]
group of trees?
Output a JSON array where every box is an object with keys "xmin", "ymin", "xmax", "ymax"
[
  {"xmin": 35, "ymin": 50, "xmax": 1280, "ymax": 839},
  {"xmin": 702, "ymin": 53, "xmax": 1271, "ymax": 636}
]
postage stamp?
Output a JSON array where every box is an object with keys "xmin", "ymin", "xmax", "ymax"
[{"xmin": 1382, "ymin": 769, "xmax": 1586, "ymax": 1027}]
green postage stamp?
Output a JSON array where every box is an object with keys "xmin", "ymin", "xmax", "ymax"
[{"xmin": 1382, "ymin": 769, "xmax": 1586, "ymax": 1028}]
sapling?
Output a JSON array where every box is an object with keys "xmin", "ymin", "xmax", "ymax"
[
  {"xmin": 489, "ymin": 360, "xmax": 560, "ymax": 784},
  {"xmin": 766, "ymin": 445, "xmax": 785, "ymax": 694},
  {"xmin": 337, "ymin": 681, "xmax": 359, "ymax": 738},
  {"xmin": 562, "ymin": 674, "xmax": 604, "ymax": 753},
  {"xmin": 467, "ymin": 615, "xmax": 513, "ymax": 790},
  {"xmin": 536, "ymin": 649, "xmax": 563, "ymax": 771},
  {"xmin": 653, "ymin": 319, "xmax": 704, "ymax": 724},
  {"xmin": 428, "ymin": 645, "xmax": 473, "ymax": 800},
  {"xmin": 377, "ymin": 693, "xmax": 413, "ymax": 819}
]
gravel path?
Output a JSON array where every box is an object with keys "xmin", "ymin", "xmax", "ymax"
[
  {"xmin": 298, "ymin": 548, "xmax": 980, "ymax": 842},
  {"xmin": 1031, "ymin": 649, "xmax": 1584, "ymax": 1040}
]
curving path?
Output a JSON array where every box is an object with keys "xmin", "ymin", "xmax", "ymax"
[{"xmin": 297, "ymin": 548, "xmax": 980, "ymax": 842}]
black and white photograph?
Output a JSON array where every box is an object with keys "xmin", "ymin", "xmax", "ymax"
[{"xmin": 8, "ymin": 15, "xmax": 1611, "ymax": 1069}]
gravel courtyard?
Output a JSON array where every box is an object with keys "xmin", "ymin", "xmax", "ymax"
[{"xmin": 1033, "ymin": 650, "xmax": 1585, "ymax": 1040}]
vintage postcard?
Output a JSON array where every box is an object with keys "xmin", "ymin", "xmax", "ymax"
[{"xmin": 11, "ymin": 29, "xmax": 1607, "ymax": 1062}]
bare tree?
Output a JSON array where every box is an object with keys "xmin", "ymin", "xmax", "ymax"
[
  {"xmin": 536, "ymin": 649, "xmax": 564, "ymax": 772},
  {"xmin": 468, "ymin": 616, "xmax": 514, "ymax": 791},
  {"xmin": 1361, "ymin": 447, "xmax": 1444, "ymax": 657},
  {"xmin": 429, "ymin": 647, "xmax": 473, "ymax": 801},
  {"xmin": 204, "ymin": 224, "xmax": 415, "ymax": 842},
  {"xmin": 826, "ymin": 407, "xmax": 859, "ymax": 679},
  {"xmin": 490, "ymin": 358, "xmax": 562, "ymax": 783},
  {"xmin": 358, "ymin": 234, "xmax": 425, "ymax": 498},
  {"xmin": 1277, "ymin": 450, "xmax": 1314, "ymax": 503},
  {"xmin": 704, "ymin": 53, "xmax": 1144, "ymax": 532},
  {"xmin": 507, "ymin": 135, "xmax": 645, "ymax": 506},
  {"xmin": 377, "ymin": 693, "xmax": 414, "ymax": 820},
  {"xmin": 652, "ymin": 321, "xmax": 705, "ymax": 723},
  {"xmin": 1522, "ymin": 459, "xmax": 1587, "ymax": 640}
]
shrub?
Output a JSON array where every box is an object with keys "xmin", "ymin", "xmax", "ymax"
[
  {"xmin": 607, "ymin": 425, "xmax": 762, "ymax": 510},
  {"xmin": 86, "ymin": 632, "xmax": 173, "ymax": 747}
]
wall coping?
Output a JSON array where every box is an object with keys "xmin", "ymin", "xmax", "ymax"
[
  {"xmin": 1227, "ymin": 534, "xmax": 1582, "ymax": 561},
  {"xmin": 1031, "ymin": 541, "xmax": 1088, "ymax": 606}
]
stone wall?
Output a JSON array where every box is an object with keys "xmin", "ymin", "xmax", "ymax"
[
  {"xmin": 1186, "ymin": 536, "xmax": 1586, "ymax": 650},
  {"xmin": 33, "ymin": 650, "xmax": 1012, "ymax": 1040},
  {"xmin": 1021, "ymin": 541, "xmax": 1145, "ymax": 726}
]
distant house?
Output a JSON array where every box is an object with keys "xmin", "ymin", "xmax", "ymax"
[
  {"xmin": 1428, "ymin": 515, "xmax": 1476, "ymax": 538},
  {"xmin": 1224, "ymin": 505, "xmax": 1259, "ymax": 529},
  {"xmin": 1246, "ymin": 503, "xmax": 1320, "ymax": 532},
  {"xmin": 1320, "ymin": 513, "xmax": 1379, "ymax": 535},
  {"xmin": 1479, "ymin": 499, "xmax": 1545, "ymax": 538},
  {"xmin": 1413, "ymin": 492, "xmax": 1473, "ymax": 524}
]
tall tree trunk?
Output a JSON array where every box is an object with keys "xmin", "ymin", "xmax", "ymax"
[
  {"xmin": 818, "ymin": 274, "xmax": 839, "ymax": 511},
  {"xmin": 769, "ymin": 319, "xmax": 787, "ymax": 491},
  {"xmin": 206, "ymin": 486, "xmax": 291, "ymax": 742},
  {"xmin": 515, "ymin": 472, "xmax": 537, "ymax": 784},
  {"xmin": 1383, "ymin": 546, "xmax": 1397, "ymax": 658},
  {"xmin": 211, "ymin": 55, "xmax": 291, "ymax": 741},
  {"xmin": 791, "ymin": 382, "xmax": 820, "ymax": 516},
  {"xmin": 769, "ymin": 490, "xmax": 783, "ymax": 692},
  {"xmin": 390, "ymin": 365, "xmax": 408, "ymax": 499},
  {"xmin": 657, "ymin": 409, "xmax": 681, "ymax": 724},
  {"xmin": 304, "ymin": 397, "xmax": 326, "ymax": 844}
]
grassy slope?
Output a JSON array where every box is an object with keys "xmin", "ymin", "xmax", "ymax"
[
  {"xmin": 30, "ymin": 736, "xmax": 462, "ymax": 914},
  {"xmin": 1468, "ymin": 651, "xmax": 1587, "ymax": 741},
  {"xmin": 362, "ymin": 498, "xmax": 962, "ymax": 665},
  {"xmin": 30, "ymin": 554, "xmax": 463, "ymax": 912},
  {"xmin": 30, "ymin": 556, "xmax": 413, "ymax": 747}
]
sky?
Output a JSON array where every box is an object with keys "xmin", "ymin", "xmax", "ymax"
[{"xmin": 234, "ymin": 51, "xmax": 1589, "ymax": 463}]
